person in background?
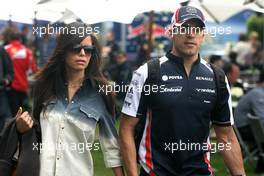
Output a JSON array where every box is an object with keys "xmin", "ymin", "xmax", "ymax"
[
  {"xmin": 103, "ymin": 31, "xmax": 120, "ymax": 65},
  {"xmin": 245, "ymin": 31, "xmax": 264, "ymax": 69},
  {"xmin": 249, "ymin": 31, "xmax": 261, "ymax": 50},
  {"xmin": 223, "ymin": 62, "xmax": 243, "ymax": 88},
  {"xmin": 35, "ymin": 26, "xmax": 56, "ymax": 68},
  {"xmin": 234, "ymin": 69, "xmax": 264, "ymax": 173},
  {"xmin": 223, "ymin": 62, "xmax": 245, "ymax": 105},
  {"xmin": 4, "ymin": 32, "xmax": 37, "ymax": 116},
  {"xmin": 0, "ymin": 46, "xmax": 13, "ymax": 130},
  {"xmin": 228, "ymin": 51, "xmax": 238, "ymax": 65},
  {"xmin": 2, "ymin": 27, "xmax": 17, "ymax": 46},
  {"xmin": 106, "ymin": 51, "xmax": 132, "ymax": 118},
  {"xmin": 136, "ymin": 39, "xmax": 149, "ymax": 68},
  {"xmin": 232, "ymin": 33, "xmax": 251, "ymax": 68},
  {"xmin": 20, "ymin": 25, "xmax": 30, "ymax": 47}
]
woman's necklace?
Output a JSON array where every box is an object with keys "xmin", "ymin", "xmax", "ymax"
[
  {"xmin": 67, "ymin": 83, "xmax": 83, "ymax": 88},
  {"xmin": 66, "ymin": 79, "xmax": 84, "ymax": 88}
]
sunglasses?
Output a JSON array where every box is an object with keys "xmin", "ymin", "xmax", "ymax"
[{"xmin": 70, "ymin": 44, "xmax": 95, "ymax": 55}]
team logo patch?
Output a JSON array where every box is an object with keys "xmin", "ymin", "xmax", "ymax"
[
  {"xmin": 162, "ymin": 75, "xmax": 183, "ymax": 81},
  {"xmin": 162, "ymin": 75, "xmax": 168, "ymax": 81},
  {"xmin": 186, "ymin": 7, "xmax": 197, "ymax": 14}
]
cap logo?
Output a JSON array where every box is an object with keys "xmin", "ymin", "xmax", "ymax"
[{"xmin": 186, "ymin": 7, "xmax": 197, "ymax": 14}]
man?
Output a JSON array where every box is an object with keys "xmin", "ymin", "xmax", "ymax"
[
  {"xmin": 5, "ymin": 32, "xmax": 37, "ymax": 116},
  {"xmin": 119, "ymin": 6, "xmax": 245, "ymax": 176},
  {"xmin": 0, "ymin": 46, "xmax": 13, "ymax": 130},
  {"xmin": 245, "ymin": 31, "xmax": 264, "ymax": 68},
  {"xmin": 36, "ymin": 27, "xmax": 56, "ymax": 68},
  {"xmin": 235, "ymin": 69, "xmax": 264, "ymax": 130},
  {"xmin": 232, "ymin": 33, "xmax": 251, "ymax": 67},
  {"xmin": 103, "ymin": 31, "xmax": 120, "ymax": 63},
  {"xmin": 223, "ymin": 62, "xmax": 245, "ymax": 95},
  {"xmin": 223, "ymin": 63, "xmax": 240, "ymax": 86},
  {"xmin": 234, "ymin": 69, "xmax": 264, "ymax": 173},
  {"xmin": 107, "ymin": 51, "xmax": 132, "ymax": 103},
  {"xmin": 106, "ymin": 51, "xmax": 132, "ymax": 119}
]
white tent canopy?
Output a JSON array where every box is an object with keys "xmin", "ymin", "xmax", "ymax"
[
  {"xmin": 0, "ymin": 0, "xmax": 263, "ymax": 24},
  {"xmin": 39, "ymin": 0, "xmax": 188, "ymax": 24},
  {"xmin": 0, "ymin": 0, "xmax": 64, "ymax": 24}
]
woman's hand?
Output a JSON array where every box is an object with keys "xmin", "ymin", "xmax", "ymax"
[
  {"xmin": 15, "ymin": 107, "xmax": 34, "ymax": 133},
  {"xmin": 112, "ymin": 166, "xmax": 125, "ymax": 176}
]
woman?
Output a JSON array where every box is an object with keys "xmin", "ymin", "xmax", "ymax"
[{"xmin": 15, "ymin": 22, "xmax": 124, "ymax": 176}]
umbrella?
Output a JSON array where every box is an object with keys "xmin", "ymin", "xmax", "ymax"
[
  {"xmin": 194, "ymin": 0, "xmax": 264, "ymax": 23},
  {"xmin": 38, "ymin": 0, "xmax": 188, "ymax": 24},
  {"xmin": 56, "ymin": 9, "xmax": 79, "ymax": 24},
  {"xmin": 244, "ymin": 0, "xmax": 264, "ymax": 8},
  {"xmin": 0, "ymin": 0, "xmax": 65, "ymax": 24}
]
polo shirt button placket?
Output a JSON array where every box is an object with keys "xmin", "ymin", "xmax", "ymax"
[{"xmin": 57, "ymin": 120, "xmax": 65, "ymax": 160}]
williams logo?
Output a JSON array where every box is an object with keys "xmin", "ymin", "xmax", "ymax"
[{"xmin": 196, "ymin": 88, "xmax": 215, "ymax": 93}]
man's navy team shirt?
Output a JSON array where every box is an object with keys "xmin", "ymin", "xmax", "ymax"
[{"xmin": 122, "ymin": 52, "xmax": 234, "ymax": 176}]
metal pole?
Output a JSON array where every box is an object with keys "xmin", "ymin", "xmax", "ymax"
[
  {"xmin": 147, "ymin": 10, "xmax": 154, "ymax": 60},
  {"xmin": 121, "ymin": 23, "xmax": 126, "ymax": 52}
]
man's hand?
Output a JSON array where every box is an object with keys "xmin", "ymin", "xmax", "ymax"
[
  {"xmin": 0, "ymin": 78, "xmax": 10, "ymax": 86},
  {"xmin": 16, "ymin": 107, "xmax": 34, "ymax": 134}
]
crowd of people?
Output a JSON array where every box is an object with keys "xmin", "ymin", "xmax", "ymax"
[
  {"xmin": 208, "ymin": 31, "xmax": 264, "ymax": 172},
  {"xmin": 0, "ymin": 4, "xmax": 263, "ymax": 176},
  {"xmin": 0, "ymin": 28, "xmax": 36, "ymax": 130}
]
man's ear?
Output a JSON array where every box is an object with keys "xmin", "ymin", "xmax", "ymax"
[{"xmin": 165, "ymin": 25, "xmax": 173, "ymax": 39}]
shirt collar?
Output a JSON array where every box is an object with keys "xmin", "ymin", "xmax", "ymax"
[
  {"xmin": 62, "ymin": 77, "xmax": 93, "ymax": 98},
  {"xmin": 166, "ymin": 51, "xmax": 201, "ymax": 66},
  {"xmin": 10, "ymin": 40, "xmax": 22, "ymax": 46}
]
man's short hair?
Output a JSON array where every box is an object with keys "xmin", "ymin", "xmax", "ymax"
[
  {"xmin": 209, "ymin": 55, "xmax": 222, "ymax": 64},
  {"xmin": 238, "ymin": 33, "xmax": 247, "ymax": 42},
  {"xmin": 9, "ymin": 32, "xmax": 21, "ymax": 41},
  {"xmin": 223, "ymin": 62, "xmax": 233, "ymax": 74}
]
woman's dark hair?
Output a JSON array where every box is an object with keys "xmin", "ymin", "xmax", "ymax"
[{"xmin": 33, "ymin": 22, "xmax": 115, "ymax": 122}]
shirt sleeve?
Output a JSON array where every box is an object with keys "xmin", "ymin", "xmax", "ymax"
[
  {"xmin": 121, "ymin": 63, "xmax": 148, "ymax": 118},
  {"xmin": 98, "ymin": 111, "xmax": 122, "ymax": 168},
  {"xmin": 211, "ymin": 76, "xmax": 234, "ymax": 126}
]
